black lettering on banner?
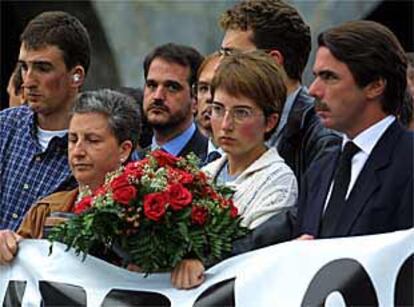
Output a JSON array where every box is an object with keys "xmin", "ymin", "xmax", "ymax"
[
  {"xmin": 301, "ymin": 258, "xmax": 378, "ymax": 307},
  {"xmin": 394, "ymin": 254, "xmax": 413, "ymax": 306},
  {"xmin": 193, "ymin": 278, "xmax": 235, "ymax": 307},
  {"xmin": 102, "ymin": 290, "xmax": 170, "ymax": 306},
  {"xmin": 2, "ymin": 280, "xmax": 26, "ymax": 307},
  {"xmin": 39, "ymin": 281, "xmax": 86, "ymax": 306}
]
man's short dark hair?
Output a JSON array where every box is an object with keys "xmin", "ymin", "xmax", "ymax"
[
  {"xmin": 143, "ymin": 43, "xmax": 204, "ymax": 91},
  {"xmin": 219, "ymin": 0, "xmax": 311, "ymax": 81},
  {"xmin": 20, "ymin": 11, "xmax": 91, "ymax": 74},
  {"xmin": 318, "ymin": 20, "xmax": 407, "ymax": 115}
]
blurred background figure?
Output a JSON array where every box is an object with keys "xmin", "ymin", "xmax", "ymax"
[
  {"xmin": 194, "ymin": 52, "xmax": 221, "ymax": 138},
  {"xmin": 6, "ymin": 63, "xmax": 25, "ymax": 107}
]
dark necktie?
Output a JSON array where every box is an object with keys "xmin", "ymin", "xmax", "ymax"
[
  {"xmin": 319, "ymin": 141, "xmax": 360, "ymax": 237},
  {"xmin": 202, "ymin": 151, "xmax": 222, "ymax": 166}
]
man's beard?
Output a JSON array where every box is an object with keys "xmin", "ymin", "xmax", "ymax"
[{"xmin": 146, "ymin": 100, "xmax": 192, "ymax": 133}]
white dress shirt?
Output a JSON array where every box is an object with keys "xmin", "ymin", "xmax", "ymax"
[{"xmin": 324, "ymin": 115, "xmax": 396, "ymax": 211}]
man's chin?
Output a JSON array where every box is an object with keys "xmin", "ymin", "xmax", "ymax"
[{"xmin": 28, "ymin": 101, "xmax": 43, "ymax": 113}]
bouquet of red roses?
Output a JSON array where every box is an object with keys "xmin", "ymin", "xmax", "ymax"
[{"xmin": 49, "ymin": 150, "xmax": 247, "ymax": 274}]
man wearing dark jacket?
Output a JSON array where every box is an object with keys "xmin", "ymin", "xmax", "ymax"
[
  {"xmin": 219, "ymin": 0, "xmax": 340, "ymax": 186},
  {"xmin": 136, "ymin": 43, "xmax": 207, "ymax": 161},
  {"xmin": 219, "ymin": 0, "xmax": 340, "ymax": 255}
]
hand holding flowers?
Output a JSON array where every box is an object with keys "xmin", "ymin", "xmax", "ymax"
[{"xmin": 49, "ymin": 150, "xmax": 247, "ymax": 274}]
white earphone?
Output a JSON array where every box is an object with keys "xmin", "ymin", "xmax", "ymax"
[{"xmin": 73, "ymin": 74, "xmax": 80, "ymax": 82}]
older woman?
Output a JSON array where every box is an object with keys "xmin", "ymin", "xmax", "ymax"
[
  {"xmin": 171, "ymin": 51, "xmax": 298, "ymax": 289},
  {"xmin": 0, "ymin": 89, "xmax": 141, "ymax": 263}
]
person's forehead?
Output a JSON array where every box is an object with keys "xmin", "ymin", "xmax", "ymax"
[
  {"xmin": 199, "ymin": 58, "xmax": 220, "ymax": 81},
  {"xmin": 214, "ymin": 88, "xmax": 256, "ymax": 107},
  {"xmin": 148, "ymin": 57, "xmax": 190, "ymax": 82},
  {"xmin": 221, "ymin": 29, "xmax": 256, "ymax": 49},
  {"xmin": 314, "ymin": 47, "xmax": 342, "ymax": 69},
  {"xmin": 69, "ymin": 113, "xmax": 110, "ymax": 130},
  {"xmin": 19, "ymin": 43, "xmax": 65, "ymax": 63}
]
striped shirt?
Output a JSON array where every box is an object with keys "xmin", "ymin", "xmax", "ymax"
[{"xmin": 0, "ymin": 106, "xmax": 71, "ymax": 230}]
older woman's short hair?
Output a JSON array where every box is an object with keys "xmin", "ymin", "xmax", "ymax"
[
  {"xmin": 73, "ymin": 89, "xmax": 141, "ymax": 150},
  {"xmin": 211, "ymin": 51, "xmax": 287, "ymax": 140}
]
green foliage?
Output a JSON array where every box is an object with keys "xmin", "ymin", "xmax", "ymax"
[{"xmin": 49, "ymin": 150, "xmax": 247, "ymax": 275}]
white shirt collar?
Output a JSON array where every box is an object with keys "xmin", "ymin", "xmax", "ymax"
[{"xmin": 343, "ymin": 115, "xmax": 396, "ymax": 155}]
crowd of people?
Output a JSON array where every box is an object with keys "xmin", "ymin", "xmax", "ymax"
[{"xmin": 0, "ymin": 0, "xmax": 413, "ymax": 291}]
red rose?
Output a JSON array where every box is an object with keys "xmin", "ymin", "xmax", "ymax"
[
  {"xmin": 111, "ymin": 174, "xmax": 130, "ymax": 190},
  {"xmin": 167, "ymin": 167, "xmax": 194, "ymax": 184},
  {"xmin": 230, "ymin": 203, "xmax": 238, "ymax": 219},
  {"xmin": 203, "ymin": 186, "xmax": 220, "ymax": 201},
  {"xmin": 152, "ymin": 150, "xmax": 180, "ymax": 167},
  {"xmin": 176, "ymin": 169, "xmax": 194, "ymax": 184},
  {"xmin": 191, "ymin": 206, "xmax": 208, "ymax": 225},
  {"xmin": 167, "ymin": 184, "xmax": 192, "ymax": 210},
  {"xmin": 73, "ymin": 196, "xmax": 93, "ymax": 215},
  {"xmin": 124, "ymin": 162, "xmax": 144, "ymax": 179},
  {"xmin": 221, "ymin": 198, "xmax": 234, "ymax": 208},
  {"xmin": 113, "ymin": 186, "xmax": 137, "ymax": 205},
  {"xmin": 196, "ymin": 171, "xmax": 208, "ymax": 184},
  {"xmin": 93, "ymin": 186, "xmax": 107, "ymax": 197},
  {"xmin": 143, "ymin": 192, "xmax": 168, "ymax": 221}
]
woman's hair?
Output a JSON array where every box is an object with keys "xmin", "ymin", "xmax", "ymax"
[
  {"xmin": 211, "ymin": 50, "xmax": 287, "ymax": 140},
  {"xmin": 72, "ymin": 89, "xmax": 141, "ymax": 151}
]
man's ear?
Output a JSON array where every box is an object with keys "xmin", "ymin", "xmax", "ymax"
[
  {"xmin": 365, "ymin": 78, "xmax": 386, "ymax": 100},
  {"xmin": 70, "ymin": 65, "xmax": 86, "ymax": 88},
  {"xmin": 268, "ymin": 50, "xmax": 284, "ymax": 67}
]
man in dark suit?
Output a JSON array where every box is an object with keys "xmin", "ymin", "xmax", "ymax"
[
  {"xmin": 219, "ymin": 0, "xmax": 340, "ymax": 185},
  {"xmin": 296, "ymin": 20, "xmax": 413, "ymax": 239},
  {"xmin": 136, "ymin": 43, "xmax": 208, "ymax": 161}
]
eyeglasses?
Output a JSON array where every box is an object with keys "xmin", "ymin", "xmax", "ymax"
[
  {"xmin": 218, "ymin": 47, "xmax": 235, "ymax": 57},
  {"xmin": 210, "ymin": 103, "xmax": 263, "ymax": 124}
]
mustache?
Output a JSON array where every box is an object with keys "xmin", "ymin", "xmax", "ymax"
[
  {"xmin": 148, "ymin": 99, "xmax": 169, "ymax": 112},
  {"xmin": 314, "ymin": 99, "xmax": 330, "ymax": 112}
]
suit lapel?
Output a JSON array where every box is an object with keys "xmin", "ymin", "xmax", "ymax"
[
  {"xmin": 178, "ymin": 127, "xmax": 208, "ymax": 160},
  {"xmin": 306, "ymin": 151, "xmax": 339, "ymax": 232},
  {"xmin": 334, "ymin": 121, "xmax": 402, "ymax": 236}
]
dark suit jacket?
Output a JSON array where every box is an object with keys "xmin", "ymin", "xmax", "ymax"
[
  {"xmin": 133, "ymin": 126, "xmax": 208, "ymax": 161},
  {"xmin": 296, "ymin": 121, "xmax": 413, "ymax": 238},
  {"xmin": 176, "ymin": 127, "xmax": 208, "ymax": 161},
  {"xmin": 277, "ymin": 88, "xmax": 341, "ymax": 187}
]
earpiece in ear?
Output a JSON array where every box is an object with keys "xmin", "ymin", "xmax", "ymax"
[{"xmin": 73, "ymin": 74, "xmax": 80, "ymax": 82}]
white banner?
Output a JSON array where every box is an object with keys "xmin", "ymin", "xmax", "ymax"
[{"xmin": 0, "ymin": 229, "xmax": 413, "ymax": 306}]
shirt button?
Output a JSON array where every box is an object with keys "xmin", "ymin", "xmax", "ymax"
[
  {"xmin": 12, "ymin": 213, "xmax": 19, "ymax": 219},
  {"xmin": 23, "ymin": 183, "xmax": 30, "ymax": 190},
  {"xmin": 35, "ymin": 156, "xmax": 42, "ymax": 162}
]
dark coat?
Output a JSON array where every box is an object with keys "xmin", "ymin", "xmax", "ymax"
[
  {"xmin": 296, "ymin": 121, "xmax": 413, "ymax": 238},
  {"xmin": 277, "ymin": 88, "xmax": 341, "ymax": 187},
  {"xmin": 133, "ymin": 127, "xmax": 208, "ymax": 161}
]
